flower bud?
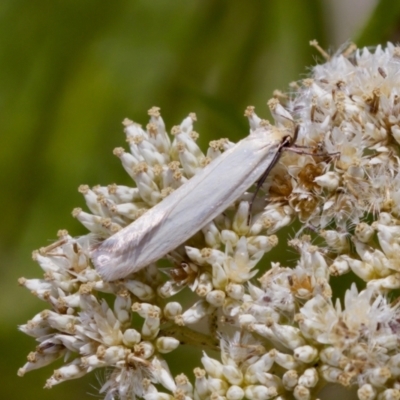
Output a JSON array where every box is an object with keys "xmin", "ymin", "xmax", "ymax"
[
  {"xmin": 156, "ymin": 337, "xmax": 180, "ymax": 354},
  {"xmin": 320, "ymin": 230, "xmax": 348, "ymax": 251},
  {"xmin": 319, "ymin": 347, "xmax": 346, "ymax": 367},
  {"xmin": 282, "ymin": 370, "xmax": 298, "ymax": 390},
  {"xmin": 226, "ymin": 385, "xmax": 245, "ymax": 400},
  {"xmin": 379, "ymin": 389, "xmax": 400, "ymax": 400},
  {"xmin": 221, "ymin": 230, "xmax": 239, "ymax": 246},
  {"xmin": 232, "ymin": 202, "xmax": 250, "ymax": 235},
  {"xmin": 293, "ymin": 384, "xmax": 310, "ymax": 400},
  {"xmin": 357, "ymin": 384, "xmax": 376, "ymax": 400},
  {"xmin": 97, "ymin": 345, "xmax": 126, "ymax": 364},
  {"xmin": 226, "ymin": 283, "xmax": 244, "ymax": 300},
  {"xmin": 222, "ymin": 365, "xmax": 243, "ymax": 385},
  {"xmin": 81, "ymin": 354, "xmax": 107, "ymax": 370},
  {"xmin": 201, "ymin": 353, "xmax": 223, "ymax": 378},
  {"xmin": 268, "ymin": 321, "xmax": 305, "ymax": 350},
  {"xmin": 293, "ymin": 345, "xmax": 318, "ymax": 364},
  {"xmin": 175, "ymin": 373, "xmax": 193, "ymax": 394},
  {"xmin": 134, "ymin": 341, "xmax": 154, "ymax": 359},
  {"xmin": 314, "ymin": 171, "xmax": 340, "ymax": 191},
  {"xmin": 114, "ymin": 295, "xmax": 132, "ymax": 326},
  {"xmin": 122, "ymin": 329, "xmax": 141, "ymax": 347},
  {"xmin": 45, "ymin": 359, "xmax": 86, "ymax": 387},
  {"xmin": 368, "ymin": 367, "xmax": 391, "ymax": 386},
  {"xmin": 142, "ymin": 314, "xmax": 160, "ymax": 340},
  {"xmin": 329, "ymin": 257, "xmax": 350, "ymax": 276},
  {"xmin": 194, "ymin": 368, "xmax": 210, "ymax": 398},
  {"xmin": 181, "ymin": 300, "xmax": 212, "ymax": 325},
  {"xmin": 206, "ymin": 290, "xmax": 226, "ymax": 307},
  {"xmin": 202, "ymin": 221, "xmax": 221, "ymax": 247},
  {"xmin": 125, "ymin": 280, "xmax": 155, "ymax": 301},
  {"xmin": 212, "ymin": 263, "xmax": 228, "ymax": 290},
  {"xmin": 244, "ymin": 385, "xmax": 277, "ymax": 400},
  {"xmin": 208, "ymin": 377, "xmax": 228, "ymax": 395},
  {"xmin": 298, "ymin": 368, "xmax": 318, "ymax": 388},
  {"xmin": 196, "ymin": 273, "xmax": 213, "ymax": 297},
  {"xmin": 273, "ymin": 350, "xmax": 299, "ymax": 370},
  {"xmin": 354, "ymin": 222, "xmax": 375, "ymax": 243},
  {"xmin": 163, "ymin": 302, "xmax": 183, "ymax": 320}
]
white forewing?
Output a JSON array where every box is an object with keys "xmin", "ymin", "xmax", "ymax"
[{"xmin": 91, "ymin": 126, "xmax": 290, "ymax": 280}]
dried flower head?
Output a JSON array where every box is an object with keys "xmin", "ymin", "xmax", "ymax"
[{"xmin": 18, "ymin": 42, "xmax": 400, "ymax": 400}]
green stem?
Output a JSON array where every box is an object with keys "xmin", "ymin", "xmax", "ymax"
[{"xmin": 160, "ymin": 325, "xmax": 219, "ymax": 352}]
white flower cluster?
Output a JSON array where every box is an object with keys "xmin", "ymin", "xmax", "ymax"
[{"xmin": 18, "ymin": 42, "xmax": 400, "ymax": 400}]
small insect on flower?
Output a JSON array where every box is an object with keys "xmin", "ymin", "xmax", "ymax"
[{"xmin": 91, "ymin": 106, "xmax": 297, "ymax": 281}]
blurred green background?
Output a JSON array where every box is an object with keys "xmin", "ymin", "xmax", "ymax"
[{"xmin": 2, "ymin": 0, "xmax": 400, "ymax": 398}]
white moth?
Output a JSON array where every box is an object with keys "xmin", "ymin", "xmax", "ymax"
[{"xmin": 92, "ymin": 122, "xmax": 295, "ymax": 281}]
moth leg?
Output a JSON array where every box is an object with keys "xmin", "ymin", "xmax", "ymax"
[{"xmin": 247, "ymin": 136, "xmax": 292, "ymax": 225}]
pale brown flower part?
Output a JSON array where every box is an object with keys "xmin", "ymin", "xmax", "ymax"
[
  {"xmin": 19, "ymin": 44, "xmax": 400, "ymax": 399},
  {"xmin": 289, "ymin": 189, "xmax": 321, "ymax": 223}
]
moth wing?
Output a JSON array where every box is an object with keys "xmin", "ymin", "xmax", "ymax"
[{"xmin": 92, "ymin": 127, "xmax": 285, "ymax": 280}]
